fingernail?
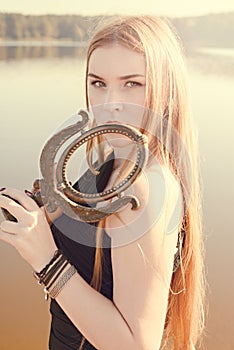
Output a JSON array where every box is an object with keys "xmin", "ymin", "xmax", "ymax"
[
  {"xmin": 25, "ymin": 190, "xmax": 33, "ymax": 196},
  {"xmin": 0, "ymin": 187, "xmax": 6, "ymax": 192}
]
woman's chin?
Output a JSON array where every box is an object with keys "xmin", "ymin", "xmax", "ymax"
[{"xmin": 104, "ymin": 135, "xmax": 132, "ymax": 148}]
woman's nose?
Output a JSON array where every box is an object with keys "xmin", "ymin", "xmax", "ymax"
[
  {"xmin": 103, "ymin": 88, "xmax": 124, "ymax": 112},
  {"xmin": 104, "ymin": 101, "xmax": 124, "ymax": 112}
]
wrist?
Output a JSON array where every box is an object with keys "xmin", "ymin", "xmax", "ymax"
[{"xmin": 32, "ymin": 245, "xmax": 58, "ymax": 273}]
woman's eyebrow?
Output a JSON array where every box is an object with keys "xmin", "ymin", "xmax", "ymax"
[
  {"xmin": 88, "ymin": 73, "xmax": 145, "ymax": 80},
  {"xmin": 119, "ymin": 74, "xmax": 145, "ymax": 80},
  {"xmin": 88, "ymin": 73, "xmax": 103, "ymax": 79}
]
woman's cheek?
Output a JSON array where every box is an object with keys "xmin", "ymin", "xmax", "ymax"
[{"xmin": 88, "ymin": 87, "xmax": 106, "ymax": 105}]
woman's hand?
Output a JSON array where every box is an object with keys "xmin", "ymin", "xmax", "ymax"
[{"xmin": 0, "ymin": 188, "xmax": 58, "ymax": 272}]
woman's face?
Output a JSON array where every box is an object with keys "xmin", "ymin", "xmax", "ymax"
[{"xmin": 87, "ymin": 44, "xmax": 146, "ymax": 132}]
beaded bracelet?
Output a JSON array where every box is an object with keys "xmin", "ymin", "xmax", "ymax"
[{"xmin": 46, "ymin": 265, "xmax": 76, "ymax": 299}]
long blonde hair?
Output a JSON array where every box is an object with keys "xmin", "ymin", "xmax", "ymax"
[{"xmin": 78, "ymin": 15, "xmax": 207, "ymax": 350}]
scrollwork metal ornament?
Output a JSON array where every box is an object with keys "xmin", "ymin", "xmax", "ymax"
[{"xmin": 2, "ymin": 110, "xmax": 148, "ymax": 223}]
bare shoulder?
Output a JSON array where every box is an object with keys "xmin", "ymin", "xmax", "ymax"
[{"xmin": 105, "ymin": 162, "xmax": 184, "ymax": 244}]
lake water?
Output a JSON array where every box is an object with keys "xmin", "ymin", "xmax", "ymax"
[{"xmin": 0, "ymin": 44, "xmax": 234, "ymax": 350}]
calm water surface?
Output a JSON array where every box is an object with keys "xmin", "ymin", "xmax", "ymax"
[{"xmin": 0, "ymin": 45, "xmax": 233, "ymax": 350}]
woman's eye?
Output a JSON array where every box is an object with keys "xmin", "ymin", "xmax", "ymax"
[
  {"xmin": 125, "ymin": 81, "xmax": 142, "ymax": 88},
  {"xmin": 91, "ymin": 80, "xmax": 106, "ymax": 88}
]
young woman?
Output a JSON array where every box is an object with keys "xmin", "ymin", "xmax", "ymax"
[{"xmin": 0, "ymin": 16, "xmax": 206, "ymax": 350}]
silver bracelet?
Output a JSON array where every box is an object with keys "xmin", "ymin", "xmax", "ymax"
[{"xmin": 47, "ymin": 264, "xmax": 76, "ymax": 299}]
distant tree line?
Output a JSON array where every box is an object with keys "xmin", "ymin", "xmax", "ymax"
[
  {"xmin": 173, "ymin": 12, "xmax": 234, "ymax": 48},
  {"xmin": 0, "ymin": 12, "xmax": 233, "ymax": 47},
  {"xmin": 0, "ymin": 13, "xmax": 102, "ymax": 42}
]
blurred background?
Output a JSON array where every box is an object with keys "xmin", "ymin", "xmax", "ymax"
[{"xmin": 0, "ymin": 1, "xmax": 234, "ymax": 349}]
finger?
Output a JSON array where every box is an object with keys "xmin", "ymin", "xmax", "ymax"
[
  {"xmin": 0, "ymin": 219, "xmax": 25, "ymax": 234},
  {"xmin": 0, "ymin": 188, "xmax": 39, "ymax": 212},
  {"xmin": 0, "ymin": 193, "xmax": 30, "ymax": 221},
  {"xmin": 0, "ymin": 226, "xmax": 17, "ymax": 245}
]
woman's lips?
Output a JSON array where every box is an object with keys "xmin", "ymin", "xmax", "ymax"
[{"xmin": 104, "ymin": 121, "xmax": 127, "ymax": 125}]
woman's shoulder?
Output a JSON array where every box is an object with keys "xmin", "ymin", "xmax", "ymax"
[
  {"xmin": 135, "ymin": 162, "xmax": 183, "ymax": 211},
  {"xmin": 105, "ymin": 162, "xmax": 184, "ymax": 243},
  {"xmin": 146, "ymin": 162, "xmax": 181, "ymax": 191},
  {"xmin": 147, "ymin": 163, "xmax": 184, "ymax": 235}
]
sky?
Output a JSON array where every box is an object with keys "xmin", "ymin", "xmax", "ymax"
[{"xmin": 1, "ymin": 0, "xmax": 234, "ymax": 17}]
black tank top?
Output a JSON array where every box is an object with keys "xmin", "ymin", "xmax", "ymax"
[{"xmin": 49, "ymin": 154, "xmax": 114, "ymax": 350}]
